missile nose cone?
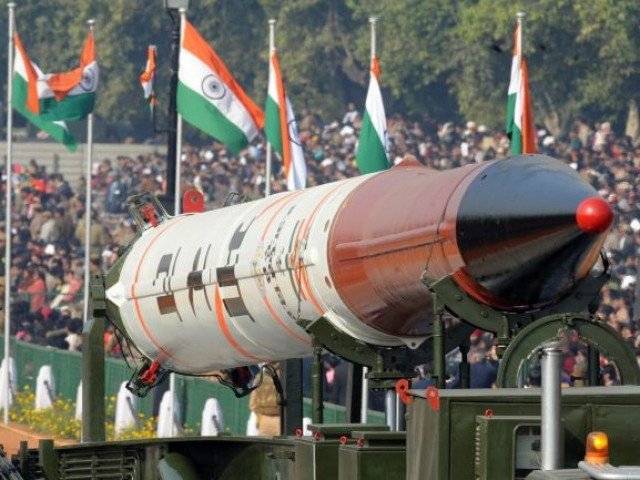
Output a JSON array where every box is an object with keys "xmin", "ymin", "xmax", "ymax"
[
  {"xmin": 576, "ymin": 197, "xmax": 613, "ymax": 234},
  {"xmin": 454, "ymin": 154, "xmax": 613, "ymax": 310}
]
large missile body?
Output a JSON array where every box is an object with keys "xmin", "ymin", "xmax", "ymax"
[{"xmin": 105, "ymin": 155, "xmax": 613, "ymax": 374}]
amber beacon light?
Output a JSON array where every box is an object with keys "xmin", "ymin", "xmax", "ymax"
[{"xmin": 584, "ymin": 431, "xmax": 609, "ymax": 464}]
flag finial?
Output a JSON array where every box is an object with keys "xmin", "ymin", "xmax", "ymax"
[
  {"xmin": 269, "ymin": 19, "xmax": 276, "ymax": 53},
  {"xmin": 369, "ymin": 16, "xmax": 379, "ymax": 59}
]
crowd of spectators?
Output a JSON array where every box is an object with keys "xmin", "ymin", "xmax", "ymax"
[{"xmin": 1, "ymin": 106, "xmax": 639, "ymax": 394}]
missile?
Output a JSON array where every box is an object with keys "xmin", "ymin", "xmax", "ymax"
[{"xmin": 104, "ymin": 154, "xmax": 613, "ymax": 375}]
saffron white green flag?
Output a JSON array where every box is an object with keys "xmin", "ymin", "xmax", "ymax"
[
  {"xmin": 505, "ymin": 22, "xmax": 536, "ymax": 154},
  {"xmin": 12, "ymin": 33, "xmax": 77, "ymax": 151},
  {"xmin": 356, "ymin": 57, "xmax": 389, "ymax": 174},
  {"xmin": 38, "ymin": 31, "xmax": 98, "ymax": 122},
  {"xmin": 265, "ymin": 51, "xmax": 306, "ymax": 190},
  {"xmin": 139, "ymin": 45, "xmax": 158, "ymax": 113},
  {"xmin": 177, "ymin": 20, "xmax": 264, "ymax": 154}
]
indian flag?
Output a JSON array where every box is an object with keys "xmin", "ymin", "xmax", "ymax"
[
  {"xmin": 177, "ymin": 20, "xmax": 264, "ymax": 154},
  {"xmin": 356, "ymin": 56, "xmax": 389, "ymax": 174},
  {"xmin": 505, "ymin": 22, "xmax": 536, "ymax": 154},
  {"xmin": 37, "ymin": 31, "xmax": 98, "ymax": 122},
  {"xmin": 12, "ymin": 33, "xmax": 77, "ymax": 151},
  {"xmin": 139, "ymin": 45, "xmax": 158, "ymax": 112},
  {"xmin": 265, "ymin": 51, "xmax": 307, "ymax": 190}
]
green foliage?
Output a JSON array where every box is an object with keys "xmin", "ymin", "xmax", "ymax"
[{"xmin": 1, "ymin": 0, "xmax": 639, "ymax": 140}]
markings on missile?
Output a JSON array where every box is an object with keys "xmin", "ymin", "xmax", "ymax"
[
  {"xmin": 261, "ymin": 294, "xmax": 311, "ymax": 346},
  {"xmin": 264, "ymin": 205, "xmax": 302, "ymax": 320},
  {"xmin": 213, "ymin": 285, "xmax": 261, "ymax": 362},
  {"xmin": 171, "ymin": 248, "xmax": 181, "ymax": 275},
  {"xmin": 216, "ymin": 266, "xmax": 237, "ymax": 287},
  {"xmin": 286, "ymin": 220, "xmax": 302, "ymax": 302},
  {"xmin": 259, "ymin": 211, "xmax": 311, "ymax": 345},
  {"xmin": 256, "ymin": 198, "xmax": 313, "ymax": 342},
  {"xmin": 222, "ymin": 297, "xmax": 251, "ymax": 317},
  {"xmin": 226, "ymin": 218, "xmax": 255, "ymax": 266},
  {"xmin": 187, "ymin": 245, "xmax": 213, "ymax": 314},
  {"xmin": 202, "ymin": 244, "xmax": 212, "ymax": 268},
  {"xmin": 130, "ymin": 216, "xmax": 190, "ymax": 365},
  {"xmin": 157, "ymin": 295, "xmax": 178, "ymax": 315},
  {"xmin": 152, "ymin": 248, "xmax": 183, "ymax": 321},
  {"xmin": 290, "ymin": 184, "xmax": 343, "ymax": 316},
  {"xmin": 187, "ymin": 269, "xmax": 205, "ymax": 315},
  {"xmin": 187, "ymin": 271, "xmax": 205, "ymax": 289},
  {"xmin": 216, "ymin": 265, "xmax": 255, "ymax": 322},
  {"xmin": 154, "ymin": 254, "xmax": 172, "ymax": 287},
  {"xmin": 260, "ymin": 191, "xmax": 304, "ymax": 241},
  {"xmin": 192, "ymin": 247, "xmax": 202, "ymax": 271}
]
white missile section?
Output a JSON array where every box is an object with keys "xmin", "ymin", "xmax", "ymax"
[{"xmin": 106, "ymin": 176, "xmax": 404, "ymax": 375}]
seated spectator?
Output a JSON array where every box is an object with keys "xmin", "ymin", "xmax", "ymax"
[
  {"xmin": 50, "ymin": 271, "xmax": 82, "ymax": 309},
  {"xmin": 18, "ymin": 268, "xmax": 46, "ymax": 314}
]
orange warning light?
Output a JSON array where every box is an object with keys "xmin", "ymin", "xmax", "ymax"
[{"xmin": 584, "ymin": 431, "xmax": 609, "ymax": 464}]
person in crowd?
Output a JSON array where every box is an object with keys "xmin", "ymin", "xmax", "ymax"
[
  {"xmin": 248, "ymin": 364, "xmax": 281, "ymax": 436},
  {"xmin": 50, "ymin": 271, "xmax": 82, "ymax": 309}
]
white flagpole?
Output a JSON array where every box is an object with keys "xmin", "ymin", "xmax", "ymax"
[
  {"xmin": 174, "ymin": 8, "xmax": 186, "ymax": 218},
  {"xmin": 370, "ymin": 16, "xmax": 377, "ymax": 59},
  {"xmin": 517, "ymin": 11, "xmax": 525, "ymax": 57},
  {"xmin": 82, "ymin": 19, "xmax": 95, "ymax": 326},
  {"xmin": 264, "ymin": 19, "xmax": 276, "ymax": 198},
  {"xmin": 360, "ymin": 15, "xmax": 379, "ymax": 425},
  {"xmin": 168, "ymin": 7, "xmax": 187, "ymax": 438},
  {"xmin": 3, "ymin": 1, "xmax": 16, "ymax": 425}
]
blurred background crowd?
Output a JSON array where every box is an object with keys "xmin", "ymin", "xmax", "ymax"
[{"xmin": 1, "ymin": 108, "xmax": 639, "ymax": 403}]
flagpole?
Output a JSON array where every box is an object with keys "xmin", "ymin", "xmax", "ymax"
[
  {"xmin": 517, "ymin": 11, "xmax": 524, "ymax": 56},
  {"xmin": 167, "ymin": 7, "xmax": 187, "ymax": 438},
  {"xmin": 3, "ymin": 1, "xmax": 16, "ymax": 425},
  {"xmin": 82, "ymin": 19, "xmax": 95, "ymax": 327},
  {"xmin": 360, "ymin": 15, "xmax": 379, "ymax": 424},
  {"xmin": 369, "ymin": 16, "xmax": 377, "ymax": 59},
  {"xmin": 264, "ymin": 19, "xmax": 276, "ymax": 198},
  {"xmin": 174, "ymin": 9, "xmax": 186, "ymax": 218}
]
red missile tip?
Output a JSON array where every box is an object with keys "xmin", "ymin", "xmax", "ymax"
[{"xmin": 576, "ymin": 197, "xmax": 614, "ymax": 234}]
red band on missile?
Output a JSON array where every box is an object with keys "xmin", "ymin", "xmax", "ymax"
[{"xmin": 328, "ymin": 163, "xmax": 484, "ymax": 337}]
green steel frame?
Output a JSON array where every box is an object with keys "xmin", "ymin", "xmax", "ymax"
[{"xmin": 496, "ymin": 314, "xmax": 640, "ymax": 387}]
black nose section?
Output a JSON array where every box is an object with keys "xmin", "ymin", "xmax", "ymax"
[{"xmin": 455, "ymin": 154, "xmax": 612, "ymax": 310}]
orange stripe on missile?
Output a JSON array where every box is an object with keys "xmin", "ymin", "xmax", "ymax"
[
  {"xmin": 255, "ymin": 192, "xmax": 290, "ymax": 221},
  {"xmin": 261, "ymin": 295, "xmax": 311, "ymax": 346},
  {"xmin": 261, "ymin": 190, "xmax": 303, "ymax": 241},
  {"xmin": 292, "ymin": 184, "xmax": 342, "ymax": 314},
  {"xmin": 213, "ymin": 285, "xmax": 262, "ymax": 362},
  {"xmin": 130, "ymin": 217, "xmax": 189, "ymax": 363}
]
